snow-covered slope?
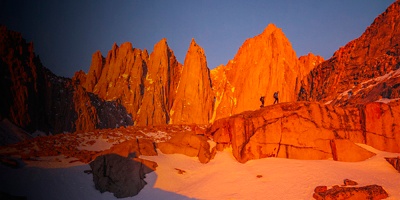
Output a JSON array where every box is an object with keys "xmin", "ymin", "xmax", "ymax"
[{"xmin": 0, "ymin": 143, "xmax": 399, "ymax": 200}]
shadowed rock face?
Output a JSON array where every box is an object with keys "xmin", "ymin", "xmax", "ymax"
[
  {"xmin": 302, "ymin": 1, "xmax": 400, "ymax": 105},
  {"xmin": 79, "ymin": 42, "xmax": 149, "ymax": 124},
  {"xmin": 207, "ymin": 101, "xmax": 399, "ymax": 163},
  {"xmin": 0, "ymin": 25, "xmax": 133, "ymax": 135},
  {"xmin": 89, "ymin": 154, "xmax": 156, "ymax": 198}
]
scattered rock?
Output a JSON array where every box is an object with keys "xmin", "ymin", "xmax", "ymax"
[
  {"xmin": 89, "ymin": 154, "xmax": 156, "ymax": 198},
  {"xmin": 174, "ymin": 168, "xmax": 186, "ymax": 174},
  {"xmin": 343, "ymin": 179, "xmax": 358, "ymax": 186},
  {"xmin": 313, "ymin": 184, "xmax": 389, "ymax": 200}
]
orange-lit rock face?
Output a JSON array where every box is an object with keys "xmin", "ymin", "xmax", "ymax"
[
  {"xmin": 82, "ymin": 42, "xmax": 148, "ymax": 123},
  {"xmin": 80, "ymin": 39, "xmax": 183, "ymax": 126},
  {"xmin": 136, "ymin": 38, "xmax": 182, "ymax": 125},
  {"xmin": 211, "ymin": 24, "xmax": 322, "ymax": 120},
  {"xmin": 207, "ymin": 101, "xmax": 399, "ymax": 163},
  {"xmin": 298, "ymin": 53, "xmax": 324, "ymax": 79},
  {"xmin": 304, "ymin": 1, "xmax": 400, "ymax": 104},
  {"xmin": 170, "ymin": 39, "xmax": 214, "ymax": 124}
]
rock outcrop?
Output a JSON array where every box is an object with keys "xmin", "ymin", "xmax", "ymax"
[
  {"xmin": 211, "ymin": 24, "xmax": 323, "ymax": 120},
  {"xmin": 207, "ymin": 101, "xmax": 399, "ymax": 163},
  {"xmin": 303, "ymin": 0, "xmax": 400, "ymax": 105}
]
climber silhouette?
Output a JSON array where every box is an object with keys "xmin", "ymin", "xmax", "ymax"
[
  {"xmin": 260, "ymin": 96, "xmax": 265, "ymax": 108},
  {"xmin": 273, "ymin": 91, "xmax": 279, "ymax": 104}
]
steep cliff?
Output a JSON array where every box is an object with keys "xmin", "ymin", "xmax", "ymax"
[
  {"xmin": 211, "ymin": 24, "xmax": 323, "ymax": 120},
  {"xmin": 303, "ymin": 0, "xmax": 400, "ymax": 105},
  {"xmin": 0, "ymin": 25, "xmax": 132, "ymax": 136},
  {"xmin": 136, "ymin": 38, "xmax": 182, "ymax": 125},
  {"xmin": 170, "ymin": 39, "xmax": 214, "ymax": 124}
]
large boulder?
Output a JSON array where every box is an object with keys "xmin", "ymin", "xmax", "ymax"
[
  {"xmin": 89, "ymin": 154, "xmax": 156, "ymax": 198},
  {"xmin": 206, "ymin": 101, "xmax": 399, "ymax": 163},
  {"xmin": 157, "ymin": 132, "xmax": 211, "ymax": 163}
]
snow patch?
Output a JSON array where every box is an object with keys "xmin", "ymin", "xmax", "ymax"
[
  {"xmin": 375, "ymin": 98, "xmax": 400, "ymax": 104},
  {"xmin": 143, "ymin": 131, "xmax": 171, "ymax": 143}
]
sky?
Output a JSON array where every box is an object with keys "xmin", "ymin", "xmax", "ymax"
[{"xmin": 0, "ymin": 0, "xmax": 395, "ymax": 78}]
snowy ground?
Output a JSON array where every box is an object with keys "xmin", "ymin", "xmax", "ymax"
[{"xmin": 0, "ymin": 144, "xmax": 399, "ymax": 200}]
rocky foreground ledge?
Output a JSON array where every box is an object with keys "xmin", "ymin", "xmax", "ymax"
[{"xmin": 207, "ymin": 101, "xmax": 400, "ymax": 163}]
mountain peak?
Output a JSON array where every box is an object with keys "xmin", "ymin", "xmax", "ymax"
[
  {"xmin": 190, "ymin": 38, "xmax": 198, "ymax": 47},
  {"xmin": 261, "ymin": 23, "xmax": 281, "ymax": 35},
  {"xmin": 153, "ymin": 38, "xmax": 169, "ymax": 52}
]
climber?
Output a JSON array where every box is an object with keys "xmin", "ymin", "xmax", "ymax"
[
  {"xmin": 273, "ymin": 91, "xmax": 279, "ymax": 104},
  {"xmin": 260, "ymin": 96, "xmax": 265, "ymax": 108}
]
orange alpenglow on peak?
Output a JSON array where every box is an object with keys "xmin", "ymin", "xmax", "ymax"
[
  {"xmin": 211, "ymin": 23, "xmax": 318, "ymax": 119},
  {"xmin": 136, "ymin": 38, "xmax": 182, "ymax": 125},
  {"xmin": 261, "ymin": 23, "xmax": 279, "ymax": 34},
  {"xmin": 303, "ymin": 0, "xmax": 400, "ymax": 104},
  {"xmin": 170, "ymin": 38, "xmax": 213, "ymax": 124}
]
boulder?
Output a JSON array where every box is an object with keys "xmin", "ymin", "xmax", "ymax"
[
  {"xmin": 157, "ymin": 132, "xmax": 211, "ymax": 163},
  {"xmin": 89, "ymin": 154, "xmax": 156, "ymax": 198}
]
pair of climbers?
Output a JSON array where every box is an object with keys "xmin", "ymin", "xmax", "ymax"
[{"xmin": 260, "ymin": 91, "xmax": 279, "ymax": 107}]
